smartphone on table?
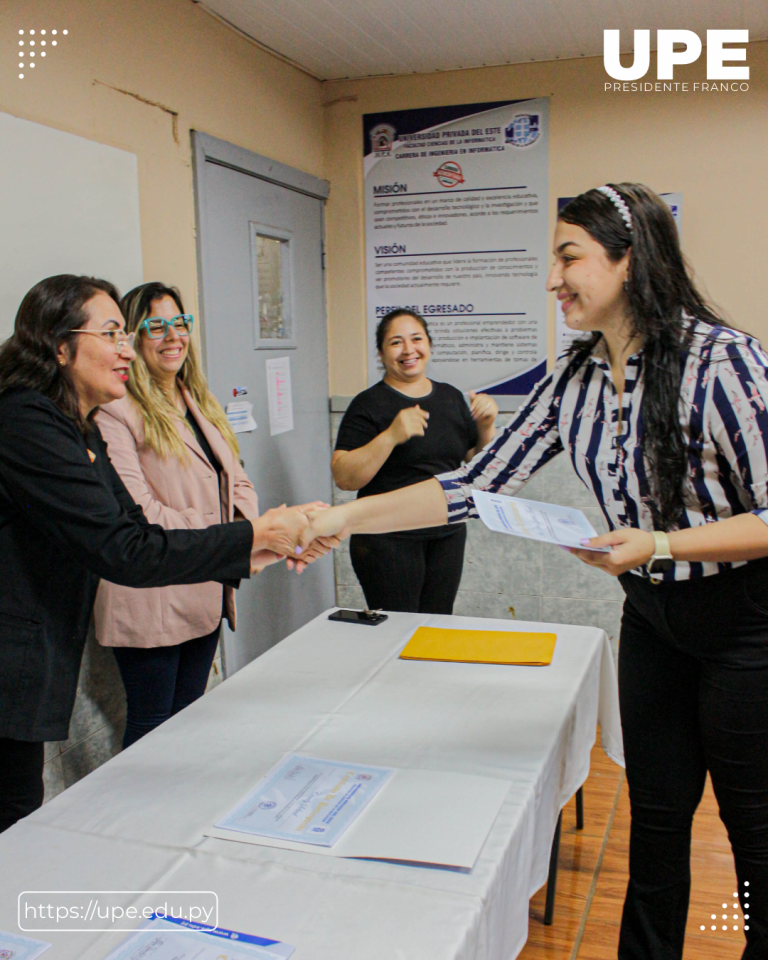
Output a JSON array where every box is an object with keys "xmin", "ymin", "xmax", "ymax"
[{"xmin": 328, "ymin": 609, "xmax": 388, "ymax": 626}]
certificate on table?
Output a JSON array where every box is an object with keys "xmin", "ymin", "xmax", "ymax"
[
  {"xmin": 0, "ymin": 929, "xmax": 50, "ymax": 960},
  {"xmin": 215, "ymin": 754, "xmax": 394, "ymax": 847},
  {"xmin": 207, "ymin": 766, "xmax": 511, "ymax": 869},
  {"xmin": 472, "ymin": 489, "xmax": 610, "ymax": 552},
  {"xmin": 100, "ymin": 914, "xmax": 295, "ymax": 959}
]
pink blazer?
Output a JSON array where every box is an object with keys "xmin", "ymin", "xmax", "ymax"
[{"xmin": 93, "ymin": 387, "xmax": 259, "ymax": 647}]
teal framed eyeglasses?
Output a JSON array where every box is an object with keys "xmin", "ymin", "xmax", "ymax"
[{"xmin": 138, "ymin": 314, "xmax": 194, "ymax": 339}]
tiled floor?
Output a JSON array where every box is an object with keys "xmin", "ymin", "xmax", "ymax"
[{"xmin": 521, "ymin": 741, "xmax": 743, "ymax": 959}]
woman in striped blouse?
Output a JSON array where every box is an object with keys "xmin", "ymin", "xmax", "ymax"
[{"xmin": 305, "ymin": 184, "xmax": 768, "ymax": 959}]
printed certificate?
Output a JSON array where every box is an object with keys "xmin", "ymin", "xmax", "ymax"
[
  {"xmin": 0, "ymin": 929, "xmax": 50, "ymax": 960},
  {"xmin": 100, "ymin": 914, "xmax": 295, "ymax": 960},
  {"xmin": 472, "ymin": 489, "xmax": 610, "ymax": 552},
  {"xmin": 215, "ymin": 754, "xmax": 394, "ymax": 847}
]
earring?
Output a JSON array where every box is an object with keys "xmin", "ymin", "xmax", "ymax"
[{"xmin": 59, "ymin": 358, "xmax": 66, "ymax": 366}]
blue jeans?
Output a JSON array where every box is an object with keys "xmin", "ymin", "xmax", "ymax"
[{"xmin": 113, "ymin": 625, "xmax": 221, "ymax": 749}]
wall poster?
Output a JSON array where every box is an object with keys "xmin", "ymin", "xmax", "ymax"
[{"xmin": 363, "ymin": 98, "xmax": 549, "ymax": 397}]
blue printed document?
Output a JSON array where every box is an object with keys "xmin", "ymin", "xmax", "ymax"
[
  {"xmin": 100, "ymin": 914, "xmax": 295, "ymax": 960},
  {"xmin": 472, "ymin": 489, "xmax": 611, "ymax": 552},
  {"xmin": 214, "ymin": 754, "xmax": 394, "ymax": 847},
  {"xmin": 0, "ymin": 930, "xmax": 50, "ymax": 960}
]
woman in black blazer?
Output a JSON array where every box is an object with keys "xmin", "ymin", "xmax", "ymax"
[{"xmin": 0, "ymin": 275, "xmax": 324, "ymax": 832}]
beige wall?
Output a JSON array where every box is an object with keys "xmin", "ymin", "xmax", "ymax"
[
  {"xmin": 323, "ymin": 44, "xmax": 768, "ymax": 396},
  {"xmin": 0, "ymin": 0, "xmax": 324, "ymax": 319},
  {"xmin": 1, "ymin": 7, "xmax": 766, "ymax": 400}
]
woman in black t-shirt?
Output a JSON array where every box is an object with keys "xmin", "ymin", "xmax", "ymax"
[{"xmin": 333, "ymin": 309, "xmax": 498, "ymax": 613}]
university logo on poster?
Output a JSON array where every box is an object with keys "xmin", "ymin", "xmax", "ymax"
[
  {"xmin": 369, "ymin": 123, "xmax": 396, "ymax": 156},
  {"xmin": 505, "ymin": 114, "xmax": 540, "ymax": 147}
]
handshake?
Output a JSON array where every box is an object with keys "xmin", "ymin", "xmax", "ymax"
[
  {"xmin": 247, "ymin": 477, "xmax": 443, "ymax": 571},
  {"xmin": 249, "ymin": 501, "xmax": 350, "ymax": 575}
]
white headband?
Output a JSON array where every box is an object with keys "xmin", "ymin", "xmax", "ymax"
[{"xmin": 597, "ymin": 185, "xmax": 632, "ymax": 232}]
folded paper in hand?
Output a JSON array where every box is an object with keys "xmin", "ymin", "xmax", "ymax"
[{"xmin": 472, "ymin": 489, "xmax": 611, "ymax": 552}]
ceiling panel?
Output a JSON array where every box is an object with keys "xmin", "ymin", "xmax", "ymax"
[{"xmin": 199, "ymin": 0, "xmax": 768, "ymax": 80}]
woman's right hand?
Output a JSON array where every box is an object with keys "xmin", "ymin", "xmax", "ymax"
[
  {"xmin": 299, "ymin": 504, "xmax": 353, "ymax": 551},
  {"xmin": 250, "ymin": 548, "xmax": 288, "ymax": 574},
  {"xmin": 299, "ymin": 479, "xmax": 449, "ymax": 551},
  {"xmin": 250, "ymin": 506, "xmax": 310, "ymax": 566},
  {"xmin": 387, "ymin": 405, "xmax": 429, "ymax": 445}
]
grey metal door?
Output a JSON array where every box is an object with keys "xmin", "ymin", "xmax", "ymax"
[{"xmin": 193, "ymin": 132, "xmax": 334, "ymax": 675}]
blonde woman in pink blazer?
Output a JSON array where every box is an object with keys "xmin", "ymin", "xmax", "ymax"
[{"xmin": 95, "ymin": 282, "xmax": 262, "ymax": 747}]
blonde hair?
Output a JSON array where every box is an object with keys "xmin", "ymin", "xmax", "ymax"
[{"xmin": 120, "ymin": 283, "xmax": 239, "ymax": 461}]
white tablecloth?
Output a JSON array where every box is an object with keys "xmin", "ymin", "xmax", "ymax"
[{"xmin": 0, "ymin": 610, "xmax": 623, "ymax": 960}]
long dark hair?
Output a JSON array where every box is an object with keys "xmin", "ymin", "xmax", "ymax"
[
  {"xmin": 0, "ymin": 274, "xmax": 121, "ymax": 430},
  {"xmin": 559, "ymin": 183, "xmax": 727, "ymax": 531}
]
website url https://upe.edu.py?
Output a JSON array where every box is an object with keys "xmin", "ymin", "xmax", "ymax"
[{"xmin": 17, "ymin": 890, "xmax": 218, "ymax": 932}]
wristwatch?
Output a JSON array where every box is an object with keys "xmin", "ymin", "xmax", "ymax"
[{"xmin": 648, "ymin": 530, "xmax": 674, "ymax": 575}]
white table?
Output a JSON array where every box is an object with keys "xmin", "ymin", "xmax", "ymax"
[{"xmin": 0, "ymin": 611, "xmax": 623, "ymax": 960}]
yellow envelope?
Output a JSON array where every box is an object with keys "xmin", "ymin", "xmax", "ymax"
[{"xmin": 399, "ymin": 626, "xmax": 556, "ymax": 666}]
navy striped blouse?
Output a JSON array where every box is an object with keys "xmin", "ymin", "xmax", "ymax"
[{"xmin": 438, "ymin": 322, "xmax": 768, "ymax": 581}]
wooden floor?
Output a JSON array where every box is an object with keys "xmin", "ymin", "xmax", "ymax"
[{"xmin": 519, "ymin": 739, "xmax": 745, "ymax": 959}]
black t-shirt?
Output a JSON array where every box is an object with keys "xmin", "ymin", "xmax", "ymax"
[{"xmin": 335, "ymin": 379, "xmax": 478, "ymax": 538}]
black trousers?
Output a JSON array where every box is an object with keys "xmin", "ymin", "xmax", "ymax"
[
  {"xmin": 0, "ymin": 738, "xmax": 44, "ymax": 833},
  {"xmin": 112, "ymin": 625, "xmax": 221, "ymax": 749},
  {"xmin": 618, "ymin": 560, "xmax": 768, "ymax": 960},
  {"xmin": 349, "ymin": 524, "xmax": 467, "ymax": 614}
]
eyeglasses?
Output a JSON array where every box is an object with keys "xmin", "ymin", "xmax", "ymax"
[
  {"xmin": 138, "ymin": 314, "xmax": 194, "ymax": 339},
  {"xmin": 71, "ymin": 329, "xmax": 136, "ymax": 353}
]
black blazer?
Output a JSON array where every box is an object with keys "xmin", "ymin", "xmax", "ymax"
[{"xmin": 0, "ymin": 389, "xmax": 252, "ymax": 741}]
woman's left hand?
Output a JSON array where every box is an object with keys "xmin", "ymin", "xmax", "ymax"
[
  {"xmin": 568, "ymin": 528, "xmax": 655, "ymax": 577},
  {"xmin": 469, "ymin": 391, "xmax": 498, "ymax": 427}
]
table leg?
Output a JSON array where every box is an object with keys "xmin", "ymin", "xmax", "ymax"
[
  {"xmin": 576, "ymin": 785, "xmax": 584, "ymax": 830},
  {"xmin": 543, "ymin": 810, "xmax": 563, "ymax": 925}
]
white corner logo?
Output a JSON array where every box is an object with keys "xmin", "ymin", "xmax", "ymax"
[{"xmin": 603, "ymin": 29, "xmax": 749, "ymax": 92}]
